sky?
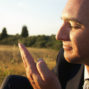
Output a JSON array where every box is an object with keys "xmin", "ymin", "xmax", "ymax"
[{"xmin": 0, "ymin": 0, "xmax": 67, "ymax": 36}]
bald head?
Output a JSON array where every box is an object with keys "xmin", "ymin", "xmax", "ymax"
[{"xmin": 62, "ymin": 0, "xmax": 89, "ymax": 26}]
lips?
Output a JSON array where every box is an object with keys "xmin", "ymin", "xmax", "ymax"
[{"xmin": 63, "ymin": 42, "xmax": 72, "ymax": 51}]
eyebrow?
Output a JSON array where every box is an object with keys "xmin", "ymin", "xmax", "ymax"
[{"xmin": 61, "ymin": 17, "xmax": 83, "ymax": 25}]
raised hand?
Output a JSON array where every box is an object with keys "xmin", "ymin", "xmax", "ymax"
[{"xmin": 18, "ymin": 43, "xmax": 61, "ymax": 89}]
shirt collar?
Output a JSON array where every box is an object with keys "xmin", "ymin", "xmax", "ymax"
[{"xmin": 84, "ymin": 66, "xmax": 89, "ymax": 80}]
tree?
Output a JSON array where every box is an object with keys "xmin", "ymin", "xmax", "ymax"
[
  {"xmin": 0, "ymin": 27, "xmax": 8, "ymax": 39},
  {"xmin": 21, "ymin": 26, "xmax": 29, "ymax": 37}
]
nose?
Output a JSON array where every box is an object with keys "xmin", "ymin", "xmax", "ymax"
[{"xmin": 56, "ymin": 22, "xmax": 70, "ymax": 41}]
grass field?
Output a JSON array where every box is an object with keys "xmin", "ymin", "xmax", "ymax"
[{"xmin": 0, "ymin": 45, "xmax": 58, "ymax": 85}]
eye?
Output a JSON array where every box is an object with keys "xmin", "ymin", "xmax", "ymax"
[
  {"xmin": 70, "ymin": 25, "xmax": 81, "ymax": 29},
  {"xmin": 69, "ymin": 21, "xmax": 82, "ymax": 29}
]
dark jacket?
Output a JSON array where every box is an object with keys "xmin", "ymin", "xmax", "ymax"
[{"xmin": 54, "ymin": 48, "xmax": 84, "ymax": 89}]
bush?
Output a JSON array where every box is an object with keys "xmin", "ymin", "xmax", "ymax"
[{"xmin": 0, "ymin": 35, "xmax": 62, "ymax": 50}]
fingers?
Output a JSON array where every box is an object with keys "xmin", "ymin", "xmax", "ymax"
[
  {"xmin": 18, "ymin": 43, "xmax": 41, "ymax": 88},
  {"xmin": 19, "ymin": 43, "xmax": 55, "ymax": 88},
  {"xmin": 36, "ymin": 59, "xmax": 51, "ymax": 81},
  {"xmin": 18, "ymin": 43, "xmax": 37, "ymax": 73},
  {"xmin": 37, "ymin": 59, "xmax": 62, "ymax": 89}
]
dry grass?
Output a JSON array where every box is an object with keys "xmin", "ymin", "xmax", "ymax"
[{"xmin": 0, "ymin": 45, "xmax": 58, "ymax": 85}]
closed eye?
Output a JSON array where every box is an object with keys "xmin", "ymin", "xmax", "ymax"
[{"xmin": 70, "ymin": 25, "xmax": 81, "ymax": 29}]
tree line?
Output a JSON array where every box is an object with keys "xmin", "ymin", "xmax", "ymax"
[
  {"xmin": 0, "ymin": 26, "xmax": 29, "ymax": 39},
  {"xmin": 0, "ymin": 26, "xmax": 62, "ymax": 50}
]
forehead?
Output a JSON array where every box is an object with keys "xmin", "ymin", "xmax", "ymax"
[{"xmin": 62, "ymin": 0, "xmax": 89, "ymax": 26}]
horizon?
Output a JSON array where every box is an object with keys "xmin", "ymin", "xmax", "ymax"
[{"xmin": 0, "ymin": 0, "xmax": 67, "ymax": 36}]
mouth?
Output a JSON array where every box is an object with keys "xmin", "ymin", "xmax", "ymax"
[{"xmin": 63, "ymin": 42, "xmax": 72, "ymax": 51}]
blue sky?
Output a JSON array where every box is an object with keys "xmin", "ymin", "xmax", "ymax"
[{"xmin": 0, "ymin": 0, "xmax": 67, "ymax": 36}]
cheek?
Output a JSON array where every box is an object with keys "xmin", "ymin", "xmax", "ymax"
[{"xmin": 71, "ymin": 30, "xmax": 89, "ymax": 59}]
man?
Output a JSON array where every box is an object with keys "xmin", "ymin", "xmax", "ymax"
[
  {"xmin": 18, "ymin": 0, "xmax": 89, "ymax": 89},
  {"xmin": 1, "ymin": 0, "xmax": 88, "ymax": 88}
]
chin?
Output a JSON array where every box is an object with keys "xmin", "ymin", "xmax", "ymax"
[{"xmin": 64, "ymin": 51, "xmax": 81, "ymax": 64}]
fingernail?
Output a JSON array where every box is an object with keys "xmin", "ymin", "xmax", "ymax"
[
  {"xmin": 38, "ymin": 58, "xmax": 43, "ymax": 63},
  {"xmin": 18, "ymin": 43, "xmax": 21, "ymax": 47},
  {"xmin": 18, "ymin": 43, "xmax": 24, "ymax": 49}
]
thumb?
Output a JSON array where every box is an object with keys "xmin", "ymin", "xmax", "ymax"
[{"xmin": 36, "ymin": 59, "xmax": 51, "ymax": 81}]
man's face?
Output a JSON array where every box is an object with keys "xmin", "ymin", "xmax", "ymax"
[{"xmin": 56, "ymin": 0, "xmax": 89, "ymax": 64}]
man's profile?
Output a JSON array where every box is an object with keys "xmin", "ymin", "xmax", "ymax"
[
  {"xmin": 1, "ymin": 0, "xmax": 89, "ymax": 89},
  {"xmin": 18, "ymin": 0, "xmax": 89, "ymax": 89}
]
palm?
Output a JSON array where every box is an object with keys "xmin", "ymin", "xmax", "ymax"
[{"xmin": 18, "ymin": 43, "xmax": 61, "ymax": 89}]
